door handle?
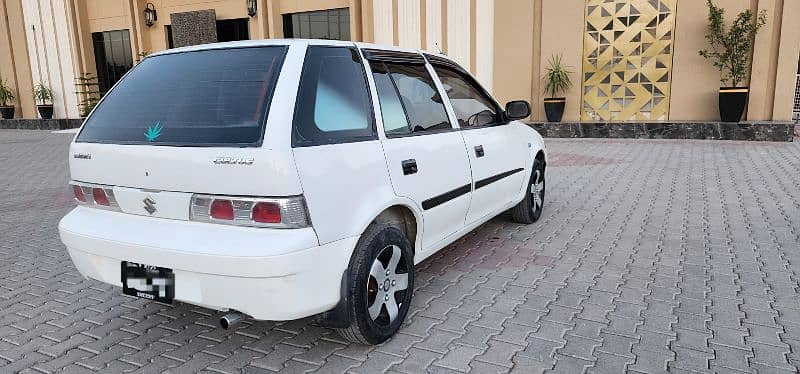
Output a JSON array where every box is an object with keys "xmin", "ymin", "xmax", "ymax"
[
  {"xmin": 474, "ymin": 145, "xmax": 485, "ymax": 158},
  {"xmin": 402, "ymin": 159, "xmax": 418, "ymax": 175}
]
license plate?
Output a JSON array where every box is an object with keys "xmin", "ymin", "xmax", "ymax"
[{"xmin": 121, "ymin": 261, "xmax": 174, "ymax": 303}]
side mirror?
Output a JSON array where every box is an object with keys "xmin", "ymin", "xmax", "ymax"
[{"xmin": 505, "ymin": 100, "xmax": 531, "ymax": 120}]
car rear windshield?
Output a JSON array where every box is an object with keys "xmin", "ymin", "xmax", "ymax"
[{"xmin": 76, "ymin": 46, "xmax": 288, "ymax": 146}]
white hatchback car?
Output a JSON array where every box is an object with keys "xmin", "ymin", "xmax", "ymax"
[{"xmin": 59, "ymin": 39, "xmax": 547, "ymax": 344}]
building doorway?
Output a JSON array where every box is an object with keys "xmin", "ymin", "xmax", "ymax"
[
  {"xmin": 91, "ymin": 29, "xmax": 133, "ymax": 93},
  {"xmin": 283, "ymin": 8, "xmax": 350, "ymax": 40}
]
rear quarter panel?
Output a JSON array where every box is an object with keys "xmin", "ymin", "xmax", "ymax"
[{"xmin": 292, "ymin": 141, "xmax": 400, "ymax": 245}]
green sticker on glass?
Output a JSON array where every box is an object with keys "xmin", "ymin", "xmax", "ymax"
[{"xmin": 144, "ymin": 122, "xmax": 163, "ymax": 142}]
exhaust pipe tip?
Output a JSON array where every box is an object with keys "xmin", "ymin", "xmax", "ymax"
[{"xmin": 220, "ymin": 311, "xmax": 245, "ymax": 329}]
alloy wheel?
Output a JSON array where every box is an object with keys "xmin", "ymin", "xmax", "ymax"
[
  {"xmin": 531, "ymin": 169, "xmax": 544, "ymax": 213},
  {"xmin": 366, "ymin": 245, "xmax": 409, "ymax": 326}
]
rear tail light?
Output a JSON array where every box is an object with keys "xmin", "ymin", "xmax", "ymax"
[
  {"xmin": 69, "ymin": 182, "xmax": 119, "ymax": 211},
  {"xmin": 252, "ymin": 202, "xmax": 281, "ymax": 223},
  {"xmin": 190, "ymin": 195, "xmax": 309, "ymax": 228},
  {"xmin": 92, "ymin": 188, "xmax": 110, "ymax": 206},
  {"xmin": 72, "ymin": 185, "xmax": 86, "ymax": 202},
  {"xmin": 209, "ymin": 199, "xmax": 234, "ymax": 220}
]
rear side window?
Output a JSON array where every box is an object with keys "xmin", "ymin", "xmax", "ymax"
[
  {"xmin": 370, "ymin": 61, "xmax": 451, "ymax": 136},
  {"xmin": 77, "ymin": 47, "xmax": 287, "ymax": 146},
  {"xmin": 292, "ymin": 46, "xmax": 375, "ymax": 147}
]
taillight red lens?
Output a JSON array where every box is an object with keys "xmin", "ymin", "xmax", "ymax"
[
  {"xmin": 73, "ymin": 185, "xmax": 86, "ymax": 202},
  {"xmin": 252, "ymin": 202, "xmax": 281, "ymax": 223},
  {"xmin": 92, "ymin": 188, "xmax": 109, "ymax": 206},
  {"xmin": 210, "ymin": 199, "xmax": 234, "ymax": 220}
]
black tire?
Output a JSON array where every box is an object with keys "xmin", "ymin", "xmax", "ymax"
[
  {"xmin": 336, "ymin": 224, "xmax": 414, "ymax": 344},
  {"xmin": 510, "ymin": 157, "xmax": 545, "ymax": 224}
]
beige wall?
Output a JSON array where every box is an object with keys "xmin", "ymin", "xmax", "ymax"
[
  {"xmin": 488, "ymin": 0, "xmax": 800, "ymax": 122},
  {"xmin": 771, "ymin": 0, "xmax": 800, "ymax": 120},
  {"xmin": 491, "ymin": 0, "xmax": 534, "ymax": 110},
  {"xmin": 3, "ymin": 0, "xmax": 799, "ymax": 121},
  {"xmin": 669, "ymin": 0, "xmax": 750, "ymax": 120},
  {"xmin": 22, "ymin": 0, "xmax": 80, "ymax": 118},
  {"xmin": 0, "ymin": 0, "xmax": 36, "ymax": 118},
  {"xmin": 537, "ymin": 0, "xmax": 584, "ymax": 121}
]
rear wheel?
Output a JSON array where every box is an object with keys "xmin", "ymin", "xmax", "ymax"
[
  {"xmin": 336, "ymin": 224, "xmax": 414, "ymax": 344},
  {"xmin": 510, "ymin": 158, "xmax": 545, "ymax": 224}
]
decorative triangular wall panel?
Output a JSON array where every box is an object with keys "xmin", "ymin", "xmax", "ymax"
[{"xmin": 581, "ymin": 0, "xmax": 677, "ymax": 121}]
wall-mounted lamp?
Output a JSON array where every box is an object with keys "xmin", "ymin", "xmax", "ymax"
[
  {"xmin": 247, "ymin": 0, "xmax": 257, "ymax": 17},
  {"xmin": 144, "ymin": 3, "xmax": 157, "ymax": 27}
]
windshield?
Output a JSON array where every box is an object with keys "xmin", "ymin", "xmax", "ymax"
[{"xmin": 77, "ymin": 46, "xmax": 288, "ymax": 146}]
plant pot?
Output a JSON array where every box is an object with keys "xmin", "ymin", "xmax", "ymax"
[
  {"xmin": 37, "ymin": 104, "xmax": 54, "ymax": 119},
  {"xmin": 544, "ymin": 98, "xmax": 566, "ymax": 122},
  {"xmin": 719, "ymin": 87, "xmax": 748, "ymax": 122},
  {"xmin": 0, "ymin": 105, "xmax": 14, "ymax": 119}
]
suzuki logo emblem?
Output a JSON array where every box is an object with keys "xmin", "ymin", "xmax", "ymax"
[{"xmin": 143, "ymin": 197, "xmax": 157, "ymax": 215}]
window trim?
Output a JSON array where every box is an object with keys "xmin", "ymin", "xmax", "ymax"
[
  {"xmin": 291, "ymin": 45, "xmax": 378, "ymax": 148},
  {"xmin": 425, "ymin": 54, "xmax": 509, "ymax": 128},
  {"xmin": 368, "ymin": 57, "xmax": 456, "ymax": 139}
]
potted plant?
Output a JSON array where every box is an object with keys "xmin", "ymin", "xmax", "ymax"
[
  {"xmin": 698, "ymin": 0, "xmax": 767, "ymax": 122},
  {"xmin": 0, "ymin": 79, "xmax": 15, "ymax": 119},
  {"xmin": 542, "ymin": 54, "xmax": 572, "ymax": 122},
  {"xmin": 33, "ymin": 82, "xmax": 54, "ymax": 119}
]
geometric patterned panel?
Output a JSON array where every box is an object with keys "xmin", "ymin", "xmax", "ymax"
[
  {"xmin": 793, "ymin": 74, "xmax": 800, "ymax": 122},
  {"xmin": 581, "ymin": 0, "xmax": 677, "ymax": 121}
]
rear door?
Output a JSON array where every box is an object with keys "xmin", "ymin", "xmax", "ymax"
[
  {"xmin": 289, "ymin": 44, "xmax": 396, "ymax": 245},
  {"xmin": 365, "ymin": 51, "xmax": 472, "ymax": 251},
  {"xmin": 429, "ymin": 58, "xmax": 528, "ymax": 224}
]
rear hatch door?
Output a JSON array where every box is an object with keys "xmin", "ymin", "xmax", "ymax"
[{"xmin": 70, "ymin": 45, "xmax": 300, "ymax": 219}]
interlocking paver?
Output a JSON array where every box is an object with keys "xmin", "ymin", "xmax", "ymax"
[{"xmin": 2, "ymin": 130, "xmax": 800, "ymax": 373}]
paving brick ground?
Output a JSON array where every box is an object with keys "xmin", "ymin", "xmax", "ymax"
[{"xmin": 1, "ymin": 129, "xmax": 799, "ymax": 373}]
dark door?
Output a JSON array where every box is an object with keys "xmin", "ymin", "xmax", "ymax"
[
  {"xmin": 92, "ymin": 30, "xmax": 133, "ymax": 93},
  {"xmin": 216, "ymin": 18, "xmax": 250, "ymax": 42}
]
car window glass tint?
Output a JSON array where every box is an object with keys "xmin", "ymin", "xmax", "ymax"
[
  {"xmin": 76, "ymin": 47, "xmax": 287, "ymax": 146},
  {"xmin": 383, "ymin": 63, "xmax": 451, "ymax": 134},
  {"xmin": 434, "ymin": 66, "xmax": 500, "ymax": 127},
  {"xmin": 369, "ymin": 61, "xmax": 410, "ymax": 135},
  {"xmin": 293, "ymin": 46, "xmax": 375, "ymax": 146}
]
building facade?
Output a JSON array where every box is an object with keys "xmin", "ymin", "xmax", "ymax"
[{"xmin": 1, "ymin": 0, "xmax": 799, "ymax": 121}]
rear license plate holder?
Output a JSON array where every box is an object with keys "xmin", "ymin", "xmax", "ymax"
[{"xmin": 121, "ymin": 261, "xmax": 174, "ymax": 303}]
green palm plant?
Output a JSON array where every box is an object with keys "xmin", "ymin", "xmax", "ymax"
[
  {"xmin": 0, "ymin": 79, "xmax": 15, "ymax": 107},
  {"xmin": 33, "ymin": 83, "xmax": 53, "ymax": 105},
  {"xmin": 542, "ymin": 54, "xmax": 573, "ymax": 98}
]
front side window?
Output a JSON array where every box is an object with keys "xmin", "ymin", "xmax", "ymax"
[
  {"xmin": 293, "ymin": 46, "xmax": 375, "ymax": 146},
  {"xmin": 77, "ymin": 46, "xmax": 287, "ymax": 146},
  {"xmin": 433, "ymin": 66, "xmax": 501, "ymax": 127},
  {"xmin": 370, "ymin": 61, "xmax": 451, "ymax": 135}
]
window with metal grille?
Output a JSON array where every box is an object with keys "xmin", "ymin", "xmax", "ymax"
[{"xmin": 283, "ymin": 8, "xmax": 350, "ymax": 40}]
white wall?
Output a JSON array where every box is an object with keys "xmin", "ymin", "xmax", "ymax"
[{"xmin": 22, "ymin": 0, "xmax": 79, "ymax": 118}]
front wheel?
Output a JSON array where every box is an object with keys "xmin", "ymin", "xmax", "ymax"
[
  {"xmin": 336, "ymin": 224, "xmax": 414, "ymax": 344},
  {"xmin": 510, "ymin": 158, "xmax": 545, "ymax": 224}
]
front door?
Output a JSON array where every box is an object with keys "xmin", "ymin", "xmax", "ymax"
[
  {"xmin": 367, "ymin": 55, "xmax": 472, "ymax": 251},
  {"xmin": 430, "ymin": 62, "xmax": 528, "ymax": 224}
]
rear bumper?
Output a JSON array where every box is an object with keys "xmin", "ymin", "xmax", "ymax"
[{"xmin": 59, "ymin": 207, "xmax": 357, "ymax": 320}]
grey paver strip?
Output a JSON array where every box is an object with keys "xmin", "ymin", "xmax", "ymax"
[{"xmin": 1, "ymin": 130, "xmax": 800, "ymax": 372}]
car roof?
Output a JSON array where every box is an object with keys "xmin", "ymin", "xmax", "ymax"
[{"xmin": 148, "ymin": 39, "xmax": 459, "ymax": 65}]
